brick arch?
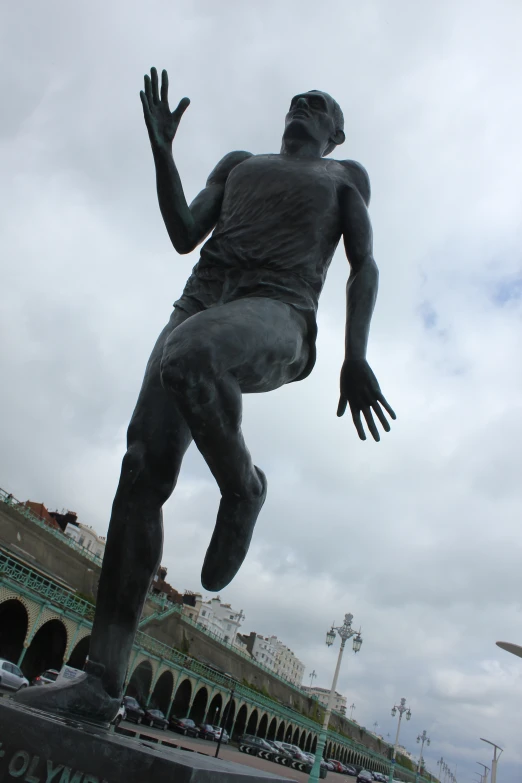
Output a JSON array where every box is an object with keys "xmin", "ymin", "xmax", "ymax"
[
  {"xmin": 64, "ymin": 626, "xmax": 91, "ymax": 661},
  {"xmin": 0, "ymin": 595, "xmax": 29, "ymax": 663},
  {"xmin": 31, "ymin": 609, "xmax": 75, "ymax": 652},
  {"xmin": 257, "ymin": 712, "xmax": 269, "ymax": 738},
  {"xmin": 0, "ymin": 590, "xmax": 40, "ymax": 644},
  {"xmin": 246, "ymin": 707, "xmax": 259, "ymax": 735},
  {"xmin": 127, "ymin": 653, "xmax": 162, "ymax": 684},
  {"xmin": 267, "ymin": 716, "xmax": 278, "ymax": 740},
  {"xmin": 23, "ymin": 616, "xmax": 68, "ymax": 680}
]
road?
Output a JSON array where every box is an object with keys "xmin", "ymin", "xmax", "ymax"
[{"xmin": 117, "ymin": 719, "xmax": 356, "ymax": 782}]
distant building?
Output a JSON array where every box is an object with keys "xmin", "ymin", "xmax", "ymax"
[
  {"xmin": 301, "ymin": 685, "xmax": 347, "ymax": 713},
  {"xmin": 48, "ymin": 509, "xmax": 79, "ymax": 533},
  {"xmin": 237, "ymin": 632, "xmax": 278, "ymax": 671},
  {"xmin": 64, "ymin": 522, "xmax": 106, "ymax": 559},
  {"xmin": 151, "ymin": 567, "xmax": 196, "ymax": 607},
  {"xmin": 17, "ymin": 498, "xmax": 106, "ymax": 559},
  {"xmin": 21, "ymin": 501, "xmax": 62, "ymax": 532},
  {"xmin": 238, "ymin": 632, "xmax": 305, "ymax": 686},
  {"xmin": 270, "ymin": 636, "xmax": 305, "ymax": 687},
  {"xmin": 187, "ymin": 595, "xmax": 244, "ymax": 644}
]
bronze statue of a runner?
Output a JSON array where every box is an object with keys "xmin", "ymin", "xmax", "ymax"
[{"xmin": 15, "ymin": 68, "xmax": 395, "ymax": 723}]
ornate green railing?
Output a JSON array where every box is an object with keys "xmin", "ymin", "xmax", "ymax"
[
  {"xmin": 0, "ymin": 488, "xmax": 103, "ymax": 567},
  {"xmin": 0, "ymin": 550, "xmax": 95, "ymax": 619}
]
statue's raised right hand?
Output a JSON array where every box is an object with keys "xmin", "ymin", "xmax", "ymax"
[{"xmin": 140, "ymin": 68, "xmax": 190, "ymax": 151}]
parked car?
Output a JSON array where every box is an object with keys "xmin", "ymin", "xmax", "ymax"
[
  {"xmin": 345, "ymin": 765, "xmax": 358, "ymax": 776},
  {"xmin": 328, "ymin": 759, "xmax": 345, "ymax": 773},
  {"xmin": 358, "ymin": 771, "xmax": 375, "ymax": 783},
  {"xmin": 143, "ymin": 708, "xmax": 168, "ymax": 730},
  {"xmin": 123, "ymin": 695, "xmax": 145, "ymax": 724},
  {"xmin": 31, "ymin": 669, "xmax": 59, "ymax": 687},
  {"xmin": 281, "ymin": 743, "xmax": 309, "ymax": 762},
  {"xmin": 169, "ymin": 717, "xmax": 199, "ymax": 737},
  {"xmin": 212, "ymin": 726, "xmax": 229, "ymax": 744},
  {"xmin": 373, "ymin": 774, "xmax": 387, "ymax": 782},
  {"xmin": 265, "ymin": 740, "xmax": 293, "ymax": 759},
  {"xmin": 198, "ymin": 723, "xmax": 216, "ymax": 740},
  {"xmin": 111, "ymin": 702, "xmax": 126, "ymax": 727},
  {"xmin": 325, "ymin": 761, "xmax": 336, "ymax": 772},
  {"xmin": 0, "ymin": 659, "xmax": 29, "ymax": 691},
  {"xmin": 238, "ymin": 735, "xmax": 275, "ymax": 755}
]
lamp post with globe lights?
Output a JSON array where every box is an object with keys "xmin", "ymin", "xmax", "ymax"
[
  {"xmin": 415, "ymin": 731, "xmax": 430, "ymax": 783},
  {"xmin": 388, "ymin": 698, "xmax": 412, "ymax": 783},
  {"xmin": 307, "ymin": 614, "xmax": 363, "ymax": 783}
]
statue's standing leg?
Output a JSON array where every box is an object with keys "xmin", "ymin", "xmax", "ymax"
[
  {"xmin": 14, "ymin": 308, "xmax": 193, "ymax": 719},
  {"xmin": 89, "ymin": 315, "xmax": 193, "ymax": 699}
]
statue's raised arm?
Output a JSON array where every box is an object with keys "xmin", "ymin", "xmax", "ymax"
[
  {"xmin": 140, "ymin": 67, "xmax": 251, "ymax": 255},
  {"xmin": 140, "ymin": 67, "xmax": 190, "ymax": 152}
]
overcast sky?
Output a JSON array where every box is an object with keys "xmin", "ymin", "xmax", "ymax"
[{"xmin": 1, "ymin": 0, "xmax": 521, "ymax": 779}]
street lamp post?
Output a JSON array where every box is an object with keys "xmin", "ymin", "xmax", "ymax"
[
  {"xmin": 477, "ymin": 763, "xmax": 490, "ymax": 783},
  {"xmin": 308, "ymin": 614, "xmax": 363, "ymax": 783},
  {"xmin": 349, "ymin": 703, "xmax": 356, "ymax": 720},
  {"xmin": 415, "ymin": 731, "xmax": 431, "ymax": 783},
  {"xmin": 437, "ymin": 757, "xmax": 444, "ymax": 783},
  {"xmin": 480, "ymin": 738, "xmax": 503, "ymax": 783},
  {"xmin": 388, "ymin": 698, "xmax": 412, "ymax": 783},
  {"xmin": 215, "ymin": 677, "xmax": 237, "ymax": 759}
]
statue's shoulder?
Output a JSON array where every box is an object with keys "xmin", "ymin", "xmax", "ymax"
[
  {"xmin": 337, "ymin": 159, "xmax": 371, "ymax": 206},
  {"xmin": 207, "ymin": 151, "xmax": 254, "ymax": 185}
]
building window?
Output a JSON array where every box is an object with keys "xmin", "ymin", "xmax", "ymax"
[{"xmin": 201, "ymin": 610, "xmax": 206, "ymax": 617}]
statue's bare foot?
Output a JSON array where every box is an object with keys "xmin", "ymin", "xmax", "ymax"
[
  {"xmin": 12, "ymin": 661, "xmax": 120, "ymax": 726},
  {"xmin": 201, "ymin": 467, "xmax": 267, "ymax": 591}
]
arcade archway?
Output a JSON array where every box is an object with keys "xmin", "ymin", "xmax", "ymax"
[{"xmin": 0, "ymin": 599, "xmax": 27, "ymax": 664}]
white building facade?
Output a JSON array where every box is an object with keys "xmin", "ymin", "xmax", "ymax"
[
  {"xmin": 269, "ymin": 636, "xmax": 305, "ymax": 686},
  {"xmin": 301, "ymin": 685, "xmax": 347, "ymax": 713},
  {"xmin": 64, "ymin": 523, "xmax": 106, "ymax": 559},
  {"xmin": 250, "ymin": 635, "xmax": 278, "ymax": 671},
  {"xmin": 189, "ymin": 595, "xmax": 244, "ymax": 644}
]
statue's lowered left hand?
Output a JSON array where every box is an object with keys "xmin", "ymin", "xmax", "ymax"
[{"xmin": 337, "ymin": 358, "xmax": 396, "ymax": 441}]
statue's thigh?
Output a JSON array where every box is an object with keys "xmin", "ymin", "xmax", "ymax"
[{"xmin": 164, "ymin": 297, "xmax": 310, "ymax": 393}]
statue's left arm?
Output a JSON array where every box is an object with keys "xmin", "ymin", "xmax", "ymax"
[{"xmin": 337, "ymin": 161, "xmax": 396, "ymax": 441}]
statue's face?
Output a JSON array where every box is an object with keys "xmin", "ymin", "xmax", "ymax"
[{"xmin": 284, "ymin": 91, "xmax": 338, "ymax": 153}]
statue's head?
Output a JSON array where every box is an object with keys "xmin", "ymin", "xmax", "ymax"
[{"xmin": 284, "ymin": 90, "xmax": 345, "ymax": 156}]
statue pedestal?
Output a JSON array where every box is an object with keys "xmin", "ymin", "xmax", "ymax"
[{"xmin": 0, "ymin": 699, "xmax": 291, "ymax": 783}]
